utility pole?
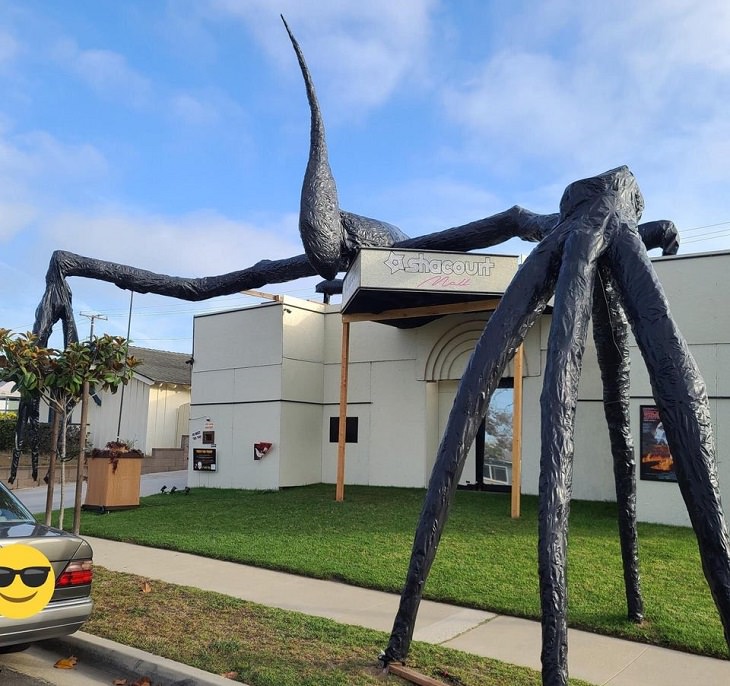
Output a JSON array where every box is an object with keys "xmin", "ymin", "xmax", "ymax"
[
  {"xmin": 79, "ymin": 311, "xmax": 107, "ymax": 340},
  {"xmin": 116, "ymin": 291, "xmax": 134, "ymax": 442}
]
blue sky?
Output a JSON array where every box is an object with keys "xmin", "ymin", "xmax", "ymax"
[{"xmin": 0, "ymin": 0, "xmax": 728, "ymax": 353}]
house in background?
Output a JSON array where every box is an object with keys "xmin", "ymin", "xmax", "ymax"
[
  {"xmin": 0, "ymin": 382, "xmax": 20, "ymax": 414},
  {"xmin": 84, "ymin": 346, "xmax": 191, "ymax": 454}
]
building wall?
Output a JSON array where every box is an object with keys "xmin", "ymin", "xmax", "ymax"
[
  {"xmin": 189, "ymin": 251, "xmax": 730, "ymax": 527},
  {"xmin": 87, "ymin": 376, "xmax": 151, "ymax": 451},
  {"xmin": 518, "ymin": 252, "xmax": 730, "ymax": 527},
  {"xmin": 146, "ymin": 384, "xmax": 191, "ymax": 450},
  {"xmin": 190, "ymin": 300, "xmax": 330, "ymax": 490},
  {"xmin": 321, "ymin": 315, "xmax": 434, "ymax": 488},
  {"xmin": 633, "ymin": 253, "xmax": 730, "ymax": 526}
]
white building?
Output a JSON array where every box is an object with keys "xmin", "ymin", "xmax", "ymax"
[
  {"xmin": 188, "ymin": 248, "xmax": 730, "ymax": 527},
  {"xmin": 0, "ymin": 381, "xmax": 20, "ymax": 414},
  {"xmin": 63, "ymin": 346, "xmax": 191, "ymax": 454}
]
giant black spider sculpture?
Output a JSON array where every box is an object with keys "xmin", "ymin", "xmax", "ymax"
[{"xmin": 10, "ymin": 17, "xmax": 730, "ymax": 685}]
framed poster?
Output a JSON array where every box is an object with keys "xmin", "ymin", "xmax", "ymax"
[
  {"xmin": 193, "ymin": 447, "xmax": 217, "ymax": 472},
  {"xmin": 639, "ymin": 405, "xmax": 677, "ymax": 482}
]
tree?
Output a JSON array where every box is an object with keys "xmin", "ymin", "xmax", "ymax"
[
  {"xmin": 483, "ymin": 405, "xmax": 514, "ymax": 463},
  {"xmin": 0, "ymin": 329, "xmax": 138, "ymax": 529}
]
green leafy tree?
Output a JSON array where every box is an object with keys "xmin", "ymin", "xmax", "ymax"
[
  {"xmin": 0, "ymin": 329, "xmax": 139, "ymax": 528},
  {"xmin": 484, "ymin": 405, "xmax": 513, "ymax": 463}
]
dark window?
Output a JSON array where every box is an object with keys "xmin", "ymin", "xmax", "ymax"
[{"xmin": 329, "ymin": 416, "xmax": 359, "ymax": 443}]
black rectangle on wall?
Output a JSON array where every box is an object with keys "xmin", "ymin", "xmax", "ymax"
[{"xmin": 329, "ymin": 416, "xmax": 359, "ymax": 443}]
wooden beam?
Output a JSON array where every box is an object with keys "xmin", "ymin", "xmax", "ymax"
[
  {"xmin": 511, "ymin": 344, "xmax": 524, "ymax": 519},
  {"xmin": 342, "ymin": 298, "xmax": 501, "ymax": 323},
  {"xmin": 336, "ymin": 321, "xmax": 351, "ymax": 502},
  {"xmin": 241, "ymin": 289, "xmax": 282, "ymax": 301},
  {"xmin": 387, "ymin": 663, "xmax": 448, "ymax": 685}
]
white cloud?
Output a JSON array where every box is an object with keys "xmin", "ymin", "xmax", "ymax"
[
  {"xmin": 53, "ymin": 39, "xmax": 152, "ymax": 107},
  {"xmin": 0, "ymin": 125, "xmax": 108, "ymax": 242},
  {"xmin": 171, "ymin": 93, "xmax": 220, "ymax": 127},
  {"xmin": 438, "ymin": 1, "xmax": 730, "ymax": 233},
  {"xmin": 0, "ymin": 30, "xmax": 19, "ymax": 66},
  {"xmin": 50, "ymin": 36, "xmax": 243, "ymax": 133},
  {"xmin": 0, "ymin": 201, "xmax": 37, "ymax": 240},
  {"xmin": 41, "ymin": 208, "xmax": 304, "ymax": 277},
  {"xmin": 207, "ymin": 0, "xmax": 436, "ymax": 113}
]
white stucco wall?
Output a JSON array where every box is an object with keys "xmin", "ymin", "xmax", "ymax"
[
  {"xmin": 87, "ymin": 375, "xmax": 152, "ymax": 451},
  {"xmin": 188, "ymin": 250, "xmax": 730, "ymax": 527},
  {"xmin": 321, "ymin": 318, "xmax": 427, "ymax": 488},
  {"xmin": 633, "ymin": 253, "xmax": 730, "ymax": 526},
  {"xmin": 190, "ymin": 299, "xmax": 331, "ymax": 490},
  {"xmin": 146, "ymin": 384, "xmax": 191, "ymax": 450},
  {"xmin": 519, "ymin": 251, "xmax": 730, "ymax": 527}
]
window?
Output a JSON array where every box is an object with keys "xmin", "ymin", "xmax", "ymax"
[{"xmin": 329, "ymin": 417, "xmax": 359, "ymax": 443}]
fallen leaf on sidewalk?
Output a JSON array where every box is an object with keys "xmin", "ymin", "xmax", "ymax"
[
  {"xmin": 131, "ymin": 677, "xmax": 152, "ymax": 686},
  {"xmin": 140, "ymin": 580, "xmax": 152, "ymax": 593},
  {"xmin": 53, "ymin": 655, "xmax": 78, "ymax": 669},
  {"xmin": 220, "ymin": 671, "xmax": 239, "ymax": 679}
]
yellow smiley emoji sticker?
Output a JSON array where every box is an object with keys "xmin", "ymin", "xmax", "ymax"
[{"xmin": 0, "ymin": 544, "xmax": 55, "ymax": 619}]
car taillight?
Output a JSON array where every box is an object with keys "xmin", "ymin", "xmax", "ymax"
[{"xmin": 56, "ymin": 559, "xmax": 93, "ymax": 587}]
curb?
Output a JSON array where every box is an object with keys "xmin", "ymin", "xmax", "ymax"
[{"xmin": 45, "ymin": 631, "xmax": 245, "ymax": 686}]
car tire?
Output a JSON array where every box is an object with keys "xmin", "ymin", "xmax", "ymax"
[{"xmin": 0, "ymin": 642, "xmax": 31, "ymax": 654}]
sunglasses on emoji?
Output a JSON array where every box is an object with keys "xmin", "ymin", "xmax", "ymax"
[{"xmin": 0, "ymin": 566, "xmax": 52, "ymax": 588}]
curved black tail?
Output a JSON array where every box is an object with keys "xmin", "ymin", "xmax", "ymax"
[{"xmin": 281, "ymin": 16, "xmax": 343, "ymax": 280}]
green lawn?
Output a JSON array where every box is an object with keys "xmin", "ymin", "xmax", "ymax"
[
  {"xmin": 87, "ymin": 567, "xmax": 594, "ymax": 685},
  {"xmin": 75, "ymin": 484, "xmax": 729, "ymax": 659}
]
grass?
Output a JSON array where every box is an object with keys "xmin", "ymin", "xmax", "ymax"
[
  {"xmin": 74, "ymin": 484, "xmax": 729, "ymax": 660},
  {"xmin": 88, "ymin": 566, "xmax": 594, "ymax": 685}
]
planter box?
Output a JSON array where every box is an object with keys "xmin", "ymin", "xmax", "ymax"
[{"xmin": 84, "ymin": 452, "xmax": 143, "ymax": 510}]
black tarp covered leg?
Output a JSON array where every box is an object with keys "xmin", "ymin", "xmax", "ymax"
[
  {"xmin": 382, "ymin": 226, "xmax": 565, "ymax": 665},
  {"xmin": 9, "ymin": 398, "xmax": 36, "ymax": 484},
  {"xmin": 608, "ymin": 229, "xmax": 730, "ymax": 650},
  {"xmin": 538, "ymin": 227, "xmax": 605, "ymax": 686},
  {"xmin": 12, "ymin": 250, "xmax": 322, "ymax": 482},
  {"xmin": 592, "ymin": 264, "xmax": 643, "ymax": 622},
  {"xmin": 9, "ymin": 398, "xmax": 40, "ymax": 484}
]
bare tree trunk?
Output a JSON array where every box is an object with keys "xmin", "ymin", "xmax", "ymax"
[
  {"xmin": 44, "ymin": 404, "xmax": 62, "ymax": 526},
  {"xmin": 58, "ymin": 413, "xmax": 68, "ymax": 530},
  {"xmin": 73, "ymin": 383, "xmax": 89, "ymax": 535}
]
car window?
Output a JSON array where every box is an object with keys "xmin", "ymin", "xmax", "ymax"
[{"xmin": 0, "ymin": 485, "xmax": 35, "ymax": 522}]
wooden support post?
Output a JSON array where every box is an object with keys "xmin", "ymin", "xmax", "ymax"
[
  {"xmin": 511, "ymin": 344, "xmax": 524, "ymax": 518},
  {"xmin": 336, "ymin": 320, "xmax": 350, "ymax": 502},
  {"xmin": 387, "ymin": 663, "xmax": 449, "ymax": 685}
]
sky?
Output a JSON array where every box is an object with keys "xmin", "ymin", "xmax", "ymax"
[{"xmin": 0, "ymin": 0, "xmax": 728, "ymax": 354}]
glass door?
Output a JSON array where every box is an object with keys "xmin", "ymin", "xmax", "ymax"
[{"xmin": 475, "ymin": 382, "xmax": 514, "ymax": 492}]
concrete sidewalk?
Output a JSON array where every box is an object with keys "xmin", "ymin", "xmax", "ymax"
[{"xmin": 85, "ymin": 536, "xmax": 730, "ymax": 686}]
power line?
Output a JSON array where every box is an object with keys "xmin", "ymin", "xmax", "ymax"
[
  {"xmin": 683, "ymin": 229, "xmax": 730, "ymax": 245},
  {"xmin": 679, "ymin": 220, "xmax": 730, "ymax": 234}
]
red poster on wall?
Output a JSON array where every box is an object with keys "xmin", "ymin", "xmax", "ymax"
[{"xmin": 639, "ymin": 405, "xmax": 677, "ymax": 482}]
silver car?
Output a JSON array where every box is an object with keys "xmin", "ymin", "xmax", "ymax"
[{"xmin": 0, "ymin": 482, "xmax": 93, "ymax": 651}]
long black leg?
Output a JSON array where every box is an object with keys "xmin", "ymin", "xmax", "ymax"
[
  {"xmin": 9, "ymin": 398, "xmax": 39, "ymax": 484},
  {"xmin": 592, "ymin": 264, "xmax": 643, "ymax": 622},
  {"xmin": 608, "ymin": 229, "xmax": 730, "ymax": 649},
  {"xmin": 539, "ymin": 227, "xmax": 606, "ymax": 686},
  {"xmin": 30, "ymin": 249, "xmax": 319, "ymax": 350},
  {"xmin": 11, "ymin": 250, "xmax": 320, "ymax": 482},
  {"xmin": 395, "ymin": 207, "xmax": 557, "ymax": 252},
  {"xmin": 382, "ymin": 225, "xmax": 566, "ymax": 665}
]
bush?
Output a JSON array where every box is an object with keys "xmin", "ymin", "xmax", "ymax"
[
  {"xmin": 0, "ymin": 418, "xmax": 14, "ymax": 451},
  {"xmin": 0, "ymin": 418, "xmax": 81, "ymax": 456}
]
